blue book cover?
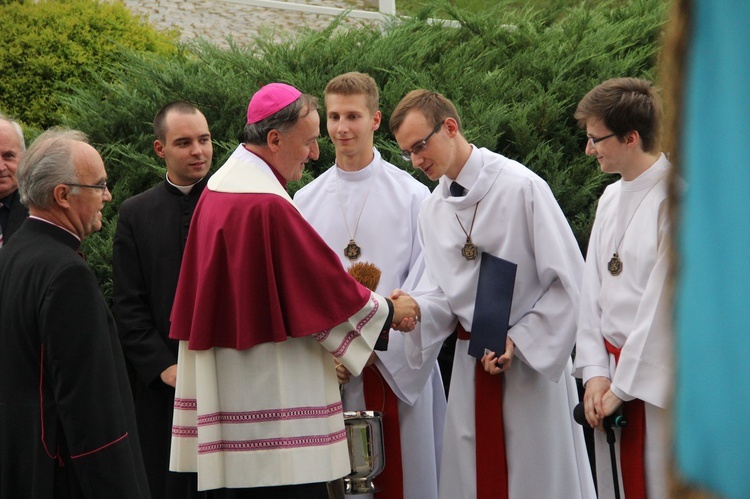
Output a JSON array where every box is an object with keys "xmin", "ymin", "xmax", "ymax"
[{"xmin": 467, "ymin": 252, "xmax": 517, "ymax": 359}]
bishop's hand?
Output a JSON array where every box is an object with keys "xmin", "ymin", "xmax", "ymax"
[{"xmin": 390, "ymin": 289, "xmax": 420, "ymax": 332}]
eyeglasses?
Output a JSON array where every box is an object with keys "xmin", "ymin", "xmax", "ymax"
[
  {"xmin": 587, "ymin": 133, "xmax": 617, "ymax": 148},
  {"xmin": 64, "ymin": 182, "xmax": 109, "ymax": 193},
  {"xmin": 400, "ymin": 121, "xmax": 444, "ymax": 162}
]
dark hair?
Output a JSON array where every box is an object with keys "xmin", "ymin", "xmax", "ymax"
[
  {"xmin": 243, "ymin": 94, "xmax": 318, "ymax": 146},
  {"xmin": 574, "ymin": 78, "xmax": 663, "ymax": 153},
  {"xmin": 153, "ymin": 101, "xmax": 201, "ymax": 142}
]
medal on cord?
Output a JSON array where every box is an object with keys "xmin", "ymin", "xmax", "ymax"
[
  {"xmin": 456, "ymin": 202, "xmax": 480, "ymax": 261},
  {"xmin": 335, "ymin": 166, "xmax": 376, "ymax": 261},
  {"xmin": 608, "ymin": 172, "xmax": 668, "ymax": 276}
]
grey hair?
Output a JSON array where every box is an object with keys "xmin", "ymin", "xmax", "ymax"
[
  {"xmin": 243, "ymin": 94, "xmax": 318, "ymax": 146},
  {"xmin": 0, "ymin": 112, "xmax": 27, "ymax": 151},
  {"xmin": 17, "ymin": 128, "xmax": 88, "ymax": 209}
]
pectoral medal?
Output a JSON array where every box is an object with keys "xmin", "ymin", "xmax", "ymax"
[
  {"xmin": 462, "ymin": 239, "xmax": 478, "ymax": 260},
  {"xmin": 608, "ymin": 253, "xmax": 623, "ymax": 276},
  {"xmin": 344, "ymin": 240, "xmax": 361, "ymax": 261},
  {"xmin": 335, "ymin": 166, "xmax": 378, "ymax": 264},
  {"xmin": 456, "ymin": 202, "xmax": 481, "ymax": 262},
  {"xmin": 607, "ymin": 171, "xmax": 669, "ymax": 278}
]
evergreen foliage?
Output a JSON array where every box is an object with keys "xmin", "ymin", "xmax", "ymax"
[
  {"xmin": 0, "ymin": 0, "xmax": 177, "ymax": 130},
  {"xmin": 60, "ymin": 0, "xmax": 668, "ymax": 302}
]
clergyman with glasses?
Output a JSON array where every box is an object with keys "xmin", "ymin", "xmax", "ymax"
[
  {"xmin": 389, "ymin": 89, "xmax": 596, "ymax": 499},
  {"xmin": 573, "ymin": 77, "xmax": 675, "ymax": 499},
  {"xmin": 0, "ymin": 128, "xmax": 150, "ymax": 497}
]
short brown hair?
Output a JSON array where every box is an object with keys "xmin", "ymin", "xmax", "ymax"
[
  {"xmin": 325, "ymin": 72, "xmax": 379, "ymax": 115},
  {"xmin": 574, "ymin": 77, "xmax": 663, "ymax": 154},
  {"xmin": 389, "ymin": 89, "xmax": 462, "ymax": 134},
  {"xmin": 153, "ymin": 101, "xmax": 201, "ymax": 142}
]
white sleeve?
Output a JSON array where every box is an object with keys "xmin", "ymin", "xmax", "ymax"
[
  {"xmin": 314, "ymin": 292, "xmax": 391, "ymax": 377},
  {"xmin": 401, "ymin": 242, "xmax": 458, "ymax": 371},
  {"xmin": 574, "ymin": 208, "xmax": 611, "ymax": 384},
  {"xmin": 610, "ymin": 202, "xmax": 674, "ymax": 408}
]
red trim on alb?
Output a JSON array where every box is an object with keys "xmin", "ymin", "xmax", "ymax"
[
  {"xmin": 458, "ymin": 325, "xmax": 509, "ymax": 499},
  {"xmin": 363, "ymin": 364, "xmax": 404, "ymax": 499},
  {"xmin": 605, "ymin": 339, "xmax": 647, "ymax": 499},
  {"xmin": 474, "ymin": 358, "xmax": 509, "ymax": 499}
]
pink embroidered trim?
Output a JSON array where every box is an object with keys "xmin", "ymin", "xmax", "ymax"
[
  {"xmin": 198, "ymin": 429, "xmax": 347, "ymax": 454},
  {"xmin": 71, "ymin": 432, "xmax": 129, "ymax": 459},
  {"xmin": 313, "ymin": 295, "xmax": 381, "ymax": 346},
  {"xmin": 174, "ymin": 397, "xmax": 197, "ymax": 410},
  {"xmin": 312, "ymin": 329, "xmax": 331, "ymax": 342},
  {"xmin": 356, "ymin": 295, "xmax": 379, "ymax": 331},
  {"xmin": 331, "ymin": 296, "xmax": 380, "ymax": 357},
  {"xmin": 331, "ymin": 330, "xmax": 359, "ymax": 357},
  {"xmin": 172, "ymin": 425, "xmax": 198, "ymax": 438},
  {"xmin": 197, "ymin": 402, "xmax": 342, "ymax": 426}
]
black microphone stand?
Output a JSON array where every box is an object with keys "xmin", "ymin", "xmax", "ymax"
[
  {"xmin": 605, "ymin": 424, "xmax": 622, "ymax": 499},
  {"xmin": 605, "ymin": 412, "xmax": 628, "ymax": 499},
  {"xmin": 573, "ymin": 403, "xmax": 627, "ymax": 499}
]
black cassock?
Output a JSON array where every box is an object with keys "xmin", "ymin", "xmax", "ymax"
[
  {"xmin": 0, "ymin": 189, "xmax": 29, "ymax": 243},
  {"xmin": 113, "ymin": 177, "xmax": 208, "ymax": 498},
  {"xmin": 0, "ymin": 219, "xmax": 149, "ymax": 498}
]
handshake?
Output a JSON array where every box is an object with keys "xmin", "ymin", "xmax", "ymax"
[
  {"xmin": 389, "ymin": 289, "xmax": 421, "ymax": 332},
  {"xmin": 347, "ymin": 262, "xmax": 419, "ymax": 333},
  {"xmin": 334, "ymin": 288, "xmax": 420, "ymax": 386}
]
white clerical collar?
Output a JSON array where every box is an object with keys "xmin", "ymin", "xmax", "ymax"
[
  {"xmin": 335, "ymin": 147, "xmax": 381, "ymax": 181},
  {"xmin": 452, "ymin": 145, "xmax": 482, "ymax": 192},
  {"xmin": 166, "ymin": 173, "xmax": 203, "ymax": 195}
]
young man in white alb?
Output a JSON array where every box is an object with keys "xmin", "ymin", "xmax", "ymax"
[
  {"xmin": 574, "ymin": 77, "xmax": 675, "ymax": 499},
  {"xmin": 295, "ymin": 72, "xmax": 446, "ymax": 499},
  {"xmin": 391, "ymin": 89, "xmax": 595, "ymax": 499}
]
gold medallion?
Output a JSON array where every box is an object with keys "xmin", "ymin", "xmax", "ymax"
[
  {"xmin": 608, "ymin": 253, "xmax": 623, "ymax": 276},
  {"xmin": 345, "ymin": 240, "xmax": 361, "ymax": 261},
  {"xmin": 456, "ymin": 203, "xmax": 480, "ymax": 261},
  {"xmin": 462, "ymin": 240, "xmax": 478, "ymax": 261},
  {"xmin": 607, "ymin": 172, "xmax": 668, "ymax": 278}
]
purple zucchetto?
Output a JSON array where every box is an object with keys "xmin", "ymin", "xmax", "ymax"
[{"xmin": 246, "ymin": 83, "xmax": 302, "ymax": 124}]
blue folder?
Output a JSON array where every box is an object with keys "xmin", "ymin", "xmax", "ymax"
[{"xmin": 467, "ymin": 252, "xmax": 517, "ymax": 359}]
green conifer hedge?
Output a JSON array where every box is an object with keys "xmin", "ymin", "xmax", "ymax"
[{"xmin": 60, "ymin": 0, "xmax": 668, "ymax": 301}]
